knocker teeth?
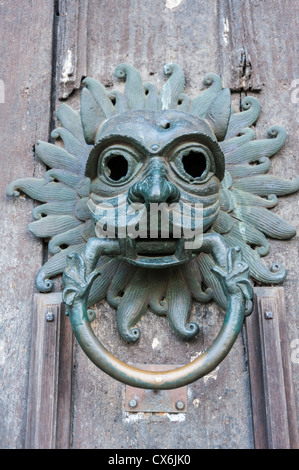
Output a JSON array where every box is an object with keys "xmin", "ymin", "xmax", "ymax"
[{"xmin": 7, "ymin": 62, "xmax": 297, "ymax": 388}]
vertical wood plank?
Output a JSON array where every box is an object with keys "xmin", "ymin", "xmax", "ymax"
[
  {"xmin": 25, "ymin": 294, "xmax": 73, "ymax": 449},
  {"xmin": 246, "ymin": 287, "xmax": 299, "ymax": 449},
  {"xmin": 0, "ymin": 0, "xmax": 55, "ymax": 448},
  {"xmin": 217, "ymin": 0, "xmax": 262, "ymax": 90}
]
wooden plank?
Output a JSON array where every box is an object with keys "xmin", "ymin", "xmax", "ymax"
[
  {"xmin": 0, "ymin": 0, "xmax": 55, "ymax": 448},
  {"xmin": 85, "ymin": 0, "xmax": 221, "ymax": 94},
  {"xmin": 247, "ymin": 0, "xmax": 299, "ymax": 447},
  {"xmin": 246, "ymin": 287, "xmax": 299, "ymax": 449},
  {"xmin": 25, "ymin": 294, "xmax": 73, "ymax": 449},
  {"xmin": 217, "ymin": 0, "xmax": 262, "ymax": 90},
  {"xmin": 57, "ymin": 0, "xmax": 88, "ymax": 99},
  {"xmin": 56, "ymin": 301, "xmax": 74, "ymax": 448},
  {"xmin": 70, "ymin": 0, "xmax": 255, "ymax": 450}
]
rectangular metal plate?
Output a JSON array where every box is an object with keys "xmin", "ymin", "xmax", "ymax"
[{"xmin": 125, "ymin": 365, "xmax": 187, "ymax": 413}]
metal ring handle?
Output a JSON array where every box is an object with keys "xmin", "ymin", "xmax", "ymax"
[{"xmin": 62, "ymin": 238, "xmax": 252, "ymax": 389}]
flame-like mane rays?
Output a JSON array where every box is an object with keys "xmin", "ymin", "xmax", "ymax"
[{"xmin": 6, "ymin": 63, "xmax": 299, "ymax": 342}]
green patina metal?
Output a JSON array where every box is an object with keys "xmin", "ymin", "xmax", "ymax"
[{"xmin": 7, "ymin": 63, "xmax": 298, "ymax": 388}]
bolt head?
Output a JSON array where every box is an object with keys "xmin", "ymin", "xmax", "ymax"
[
  {"xmin": 175, "ymin": 400, "xmax": 185, "ymax": 410},
  {"xmin": 264, "ymin": 310, "xmax": 273, "ymax": 319},
  {"xmin": 129, "ymin": 398, "xmax": 138, "ymax": 408},
  {"xmin": 46, "ymin": 312, "xmax": 54, "ymax": 322}
]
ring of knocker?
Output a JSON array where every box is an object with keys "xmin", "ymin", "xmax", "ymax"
[
  {"xmin": 62, "ymin": 234, "xmax": 253, "ymax": 390},
  {"xmin": 6, "ymin": 62, "xmax": 298, "ymax": 389}
]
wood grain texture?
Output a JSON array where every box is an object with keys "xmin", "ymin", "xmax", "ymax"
[
  {"xmin": 69, "ymin": 0, "xmax": 299, "ymax": 449},
  {"xmin": 85, "ymin": 0, "xmax": 221, "ymax": 97},
  {"xmin": 246, "ymin": 287, "xmax": 299, "ymax": 449},
  {"xmin": 25, "ymin": 294, "xmax": 73, "ymax": 449},
  {"xmin": 57, "ymin": 0, "xmax": 88, "ymax": 99},
  {"xmin": 248, "ymin": 0, "xmax": 299, "ymax": 435},
  {"xmin": 70, "ymin": 0, "xmax": 254, "ymax": 449},
  {"xmin": 0, "ymin": 0, "xmax": 55, "ymax": 448},
  {"xmin": 1, "ymin": 0, "xmax": 298, "ymax": 450},
  {"xmin": 217, "ymin": 0, "xmax": 262, "ymax": 90}
]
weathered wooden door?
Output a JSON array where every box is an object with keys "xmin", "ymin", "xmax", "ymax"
[{"xmin": 1, "ymin": 0, "xmax": 299, "ymax": 450}]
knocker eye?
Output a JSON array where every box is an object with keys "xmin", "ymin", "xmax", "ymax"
[
  {"xmin": 170, "ymin": 144, "xmax": 212, "ymax": 183},
  {"xmin": 98, "ymin": 146, "xmax": 142, "ymax": 185},
  {"xmin": 182, "ymin": 150, "xmax": 207, "ymax": 178},
  {"xmin": 106, "ymin": 154, "xmax": 128, "ymax": 181}
]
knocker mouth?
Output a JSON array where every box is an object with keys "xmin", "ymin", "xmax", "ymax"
[
  {"xmin": 88, "ymin": 199, "xmax": 208, "ymax": 268},
  {"xmin": 87, "ymin": 192, "xmax": 219, "ymax": 268},
  {"xmin": 117, "ymin": 233, "xmax": 201, "ymax": 268}
]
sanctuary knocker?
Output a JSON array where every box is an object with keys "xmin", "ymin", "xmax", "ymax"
[{"xmin": 7, "ymin": 63, "xmax": 299, "ymax": 389}]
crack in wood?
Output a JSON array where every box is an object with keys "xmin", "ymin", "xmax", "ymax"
[
  {"xmin": 57, "ymin": 0, "xmax": 88, "ymax": 100},
  {"xmin": 217, "ymin": 0, "xmax": 262, "ymax": 91}
]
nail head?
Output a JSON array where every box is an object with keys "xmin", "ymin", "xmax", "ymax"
[
  {"xmin": 264, "ymin": 310, "xmax": 273, "ymax": 319},
  {"xmin": 129, "ymin": 399, "xmax": 138, "ymax": 408},
  {"xmin": 176, "ymin": 400, "xmax": 185, "ymax": 410},
  {"xmin": 46, "ymin": 312, "xmax": 54, "ymax": 322}
]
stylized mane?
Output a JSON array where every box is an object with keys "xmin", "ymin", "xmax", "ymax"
[{"xmin": 7, "ymin": 63, "xmax": 298, "ymax": 342}]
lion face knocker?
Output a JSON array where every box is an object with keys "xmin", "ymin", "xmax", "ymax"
[
  {"xmin": 7, "ymin": 63, "xmax": 298, "ymax": 389},
  {"xmin": 86, "ymin": 108, "xmax": 224, "ymax": 266}
]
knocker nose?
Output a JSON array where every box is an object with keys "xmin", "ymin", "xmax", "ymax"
[
  {"xmin": 128, "ymin": 161, "xmax": 180, "ymax": 207},
  {"xmin": 139, "ymin": 178, "xmax": 179, "ymax": 206}
]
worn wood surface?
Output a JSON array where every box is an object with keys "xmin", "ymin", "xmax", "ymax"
[
  {"xmin": 70, "ymin": 0, "xmax": 253, "ymax": 449},
  {"xmin": 246, "ymin": 287, "xmax": 299, "ymax": 449},
  {"xmin": 0, "ymin": 0, "xmax": 55, "ymax": 448},
  {"xmin": 57, "ymin": 0, "xmax": 88, "ymax": 100},
  {"xmin": 248, "ymin": 0, "xmax": 299, "ymax": 441},
  {"xmin": 25, "ymin": 294, "xmax": 73, "ymax": 449},
  {"xmin": 69, "ymin": 0, "xmax": 299, "ymax": 449},
  {"xmin": 0, "ymin": 0, "xmax": 298, "ymax": 450},
  {"xmin": 217, "ymin": 0, "xmax": 262, "ymax": 91}
]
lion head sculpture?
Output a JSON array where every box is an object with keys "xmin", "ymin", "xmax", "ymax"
[{"xmin": 7, "ymin": 63, "xmax": 299, "ymax": 346}]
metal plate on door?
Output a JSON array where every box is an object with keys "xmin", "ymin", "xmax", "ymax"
[{"xmin": 125, "ymin": 365, "xmax": 187, "ymax": 413}]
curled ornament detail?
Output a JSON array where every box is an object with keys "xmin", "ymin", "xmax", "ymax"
[{"xmin": 6, "ymin": 63, "xmax": 298, "ymax": 387}]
